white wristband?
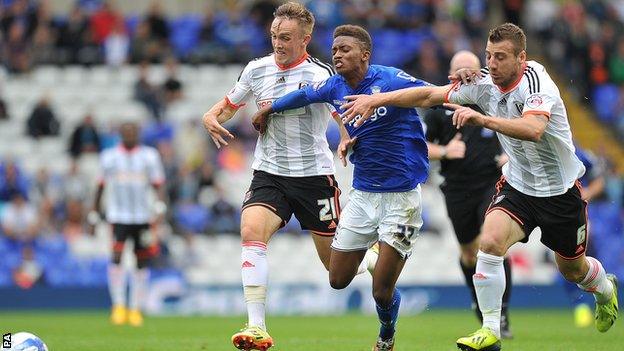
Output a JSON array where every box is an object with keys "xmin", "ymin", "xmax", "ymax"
[
  {"xmin": 154, "ymin": 201, "xmax": 167, "ymax": 215},
  {"xmin": 87, "ymin": 211, "xmax": 101, "ymax": 225}
]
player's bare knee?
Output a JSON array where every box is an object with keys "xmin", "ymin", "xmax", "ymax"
[
  {"xmin": 372, "ymin": 286, "xmax": 394, "ymax": 307},
  {"xmin": 329, "ymin": 272, "xmax": 353, "ymax": 290},
  {"xmin": 478, "ymin": 236, "xmax": 507, "ymax": 256},
  {"xmin": 240, "ymin": 224, "xmax": 264, "ymax": 242}
]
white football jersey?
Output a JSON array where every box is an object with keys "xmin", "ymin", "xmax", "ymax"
[
  {"xmin": 226, "ymin": 54, "xmax": 336, "ymax": 177},
  {"xmin": 97, "ymin": 145, "xmax": 165, "ymax": 224},
  {"xmin": 446, "ymin": 60, "xmax": 585, "ymax": 197}
]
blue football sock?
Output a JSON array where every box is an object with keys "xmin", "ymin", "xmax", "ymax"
[{"xmin": 376, "ymin": 288, "xmax": 401, "ymax": 340}]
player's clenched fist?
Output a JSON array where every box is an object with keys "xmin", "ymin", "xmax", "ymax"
[{"xmin": 252, "ymin": 105, "xmax": 273, "ymax": 135}]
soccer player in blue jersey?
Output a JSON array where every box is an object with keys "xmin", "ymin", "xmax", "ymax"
[{"xmin": 252, "ymin": 24, "xmax": 429, "ymax": 351}]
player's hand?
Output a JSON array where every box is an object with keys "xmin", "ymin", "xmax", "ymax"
[
  {"xmin": 338, "ymin": 136, "xmax": 357, "ymax": 166},
  {"xmin": 340, "ymin": 94, "xmax": 378, "ymax": 127},
  {"xmin": 448, "ymin": 68, "xmax": 483, "ymax": 85},
  {"xmin": 445, "ymin": 133, "xmax": 466, "ymax": 159},
  {"xmin": 202, "ymin": 108, "xmax": 234, "ymax": 148},
  {"xmin": 251, "ymin": 106, "xmax": 273, "ymax": 134},
  {"xmin": 444, "ymin": 103, "xmax": 486, "ymax": 129}
]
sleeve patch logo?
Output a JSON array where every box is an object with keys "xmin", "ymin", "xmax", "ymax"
[{"xmin": 526, "ymin": 95, "xmax": 543, "ymax": 109}]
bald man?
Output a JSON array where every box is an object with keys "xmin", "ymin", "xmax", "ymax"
[{"xmin": 423, "ymin": 50, "xmax": 514, "ymax": 338}]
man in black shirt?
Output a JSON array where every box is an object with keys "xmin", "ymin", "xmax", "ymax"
[{"xmin": 424, "ymin": 50, "xmax": 513, "ymax": 338}]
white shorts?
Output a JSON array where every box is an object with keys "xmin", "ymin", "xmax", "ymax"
[{"xmin": 331, "ymin": 185, "xmax": 423, "ymax": 259}]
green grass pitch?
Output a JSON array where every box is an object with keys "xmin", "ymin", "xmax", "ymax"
[{"xmin": 1, "ymin": 309, "xmax": 622, "ymax": 350}]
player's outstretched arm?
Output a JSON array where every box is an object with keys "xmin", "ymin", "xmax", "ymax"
[
  {"xmin": 444, "ymin": 103, "xmax": 548, "ymax": 142},
  {"xmin": 341, "ymin": 85, "xmax": 451, "ymax": 127},
  {"xmin": 251, "ymin": 87, "xmax": 325, "ymax": 134},
  {"xmin": 202, "ymin": 99, "xmax": 237, "ymax": 148}
]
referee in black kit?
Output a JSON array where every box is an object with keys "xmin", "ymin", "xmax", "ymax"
[{"xmin": 424, "ymin": 50, "xmax": 513, "ymax": 338}]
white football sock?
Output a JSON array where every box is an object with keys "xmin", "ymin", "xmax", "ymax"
[
  {"xmin": 108, "ymin": 264, "xmax": 127, "ymax": 307},
  {"xmin": 129, "ymin": 268, "xmax": 149, "ymax": 310},
  {"xmin": 577, "ymin": 256, "xmax": 614, "ymax": 304},
  {"xmin": 473, "ymin": 251, "xmax": 505, "ymax": 338},
  {"xmin": 241, "ymin": 241, "xmax": 268, "ymax": 330},
  {"xmin": 356, "ymin": 246, "xmax": 379, "ymax": 275}
]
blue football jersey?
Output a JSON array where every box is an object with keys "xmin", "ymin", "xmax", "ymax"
[{"xmin": 272, "ymin": 64, "xmax": 429, "ymax": 192}]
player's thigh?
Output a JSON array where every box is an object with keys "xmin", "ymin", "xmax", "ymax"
[
  {"xmin": 378, "ymin": 186, "xmax": 423, "ymax": 259},
  {"xmin": 331, "ymin": 189, "xmax": 379, "ymax": 253},
  {"xmin": 131, "ymin": 224, "xmax": 158, "ymax": 267},
  {"xmin": 311, "ymin": 234, "xmax": 333, "ymax": 271},
  {"xmin": 481, "ymin": 210, "xmax": 526, "ymax": 255},
  {"xmin": 240, "ymin": 205, "xmax": 284, "ymax": 243},
  {"xmin": 329, "ymin": 248, "xmax": 367, "ymax": 287},
  {"xmin": 111, "ymin": 224, "xmax": 130, "ymax": 261},
  {"xmin": 538, "ymin": 183, "xmax": 588, "ymax": 261},
  {"xmin": 289, "ymin": 174, "xmax": 341, "ymax": 236},
  {"xmin": 241, "ymin": 171, "xmax": 293, "ymax": 242}
]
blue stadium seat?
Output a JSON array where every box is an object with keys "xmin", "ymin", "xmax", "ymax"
[
  {"xmin": 591, "ymin": 84, "xmax": 620, "ymax": 123},
  {"xmin": 169, "ymin": 15, "xmax": 203, "ymax": 57}
]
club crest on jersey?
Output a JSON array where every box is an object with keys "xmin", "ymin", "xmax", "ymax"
[
  {"xmin": 514, "ymin": 101, "xmax": 524, "ymax": 114},
  {"xmin": 526, "ymin": 94, "xmax": 543, "ymax": 108},
  {"xmin": 371, "ymin": 86, "xmax": 382, "ymax": 94}
]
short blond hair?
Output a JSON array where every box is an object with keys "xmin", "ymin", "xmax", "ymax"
[
  {"xmin": 274, "ymin": 2, "xmax": 315, "ymax": 35},
  {"xmin": 488, "ymin": 23, "xmax": 526, "ymax": 55}
]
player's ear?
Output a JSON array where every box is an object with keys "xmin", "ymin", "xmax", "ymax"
[
  {"xmin": 362, "ymin": 50, "xmax": 371, "ymax": 62},
  {"xmin": 518, "ymin": 50, "xmax": 526, "ymax": 64},
  {"xmin": 302, "ymin": 33, "xmax": 312, "ymax": 46}
]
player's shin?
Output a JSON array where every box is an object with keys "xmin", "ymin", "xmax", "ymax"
[
  {"xmin": 473, "ymin": 251, "xmax": 505, "ymax": 338},
  {"xmin": 108, "ymin": 263, "xmax": 127, "ymax": 307},
  {"xmin": 241, "ymin": 241, "xmax": 269, "ymax": 330},
  {"xmin": 376, "ymin": 288, "xmax": 401, "ymax": 341},
  {"xmin": 129, "ymin": 268, "xmax": 149, "ymax": 311}
]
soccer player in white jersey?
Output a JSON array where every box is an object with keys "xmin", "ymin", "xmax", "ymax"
[
  {"xmin": 201, "ymin": 3, "xmax": 376, "ymax": 350},
  {"xmin": 90, "ymin": 122, "xmax": 167, "ymax": 327},
  {"xmin": 341, "ymin": 23, "xmax": 618, "ymax": 351}
]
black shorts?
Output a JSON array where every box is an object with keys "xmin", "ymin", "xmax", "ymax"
[
  {"xmin": 112, "ymin": 223, "xmax": 159, "ymax": 259},
  {"xmin": 486, "ymin": 178, "xmax": 588, "ymax": 259},
  {"xmin": 242, "ymin": 171, "xmax": 341, "ymax": 236},
  {"xmin": 442, "ymin": 183, "xmax": 497, "ymax": 245}
]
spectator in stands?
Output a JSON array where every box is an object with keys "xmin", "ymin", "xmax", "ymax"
[
  {"xmin": 69, "ymin": 114, "xmax": 102, "ymax": 159},
  {"xmin": 129, "ymin": 20, "xmax": 163, "ymax": 63},
  {"xmin": 0, "ymin": 92, "xmax": 9, "ymax": 120},
  {"xmin": 0, "ymin": 0, "xmax": 38, "ymax": 39},
  {"xmin": 3, "ymin": 21, "xmax": 31, "ymax": 74},
  {"xmin": 31, "ymin": 167, "xmax": 63, "ymax": 232},
  {"xmin": 162, "ymin": 57, "xmax": 183, "ymax": 104},
  {"xmin": 27, "ymin": 96, "xmax": 60, "ymax": 138},
  {"xmin": 104, "ymin": 21, "xmax": 129, "ymax": 66},
  {"xmin": 55, "ymin": 5, "xmax": 89, "ymax": 64},
  {"xmin": 12, "ymin": 245, "xmax": 43, "ymax": 289},
  {"xmin": 609, "ymin": 38, "xmax": 624, "ymax": 84},
  {"xmin": 134, "ymin": 62, "xmax": 163, "ymax": 120},
  {"xmin": 90, "ymin": 0, "xmax": 123, "ymax": 44},
  {"xmin": 208, "ymin": 186, "xmax": 238, "ymax": 234},
  {"xmin": 64, "ymin": 160, "xmax": 90, "ymax": 203},
  {"xmin": 191, "ymin": 5, "xmax": 227, "ymax": 64},
  {"xmin": 0, "ymin": 160, "xmax": 29, "ymax": 203},
  {"xmin": 31, "ymin": 23, "xmax": 55, "ymax": 65},
  {"xmin": 1, "ymin": 192, "xmax": 40, "ymax": 244},
  {"xmin": 145, "ymin": 1, "xmax": 169, "ymax": 44}
]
